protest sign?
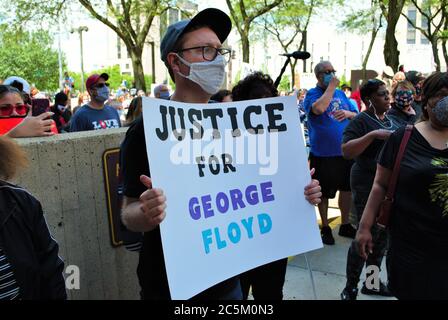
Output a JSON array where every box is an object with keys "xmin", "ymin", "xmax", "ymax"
[{"xmin": 142, "ymin": 96, "xmax": 322, "ymax": 299}]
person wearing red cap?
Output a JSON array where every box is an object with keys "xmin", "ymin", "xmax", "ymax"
[{"xmin": 69, "ymin": 73, "xmax": 121, "ymax": 132}]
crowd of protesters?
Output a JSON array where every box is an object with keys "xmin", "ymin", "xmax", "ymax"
[{"xmin": 0, "ymin": 7, "xmax": 447, "ymax": 302}]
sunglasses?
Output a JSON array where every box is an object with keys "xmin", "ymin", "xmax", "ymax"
[
  {"xmin": 94, "ymin": 82, "xmax": 110, "ymax": 89},
  {"xmin": 395, "ymin": 90, "xmax": 413, "ymax": 96},
  {"xmin": 321, "ymin": 70, "xmax": 336, "ymax": 75},
  {"xmin": 0, "ymin": 104, "xmax": 30, "ymax": 117}
]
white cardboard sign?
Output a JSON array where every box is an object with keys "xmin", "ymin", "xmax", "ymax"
[{"xmin": 142, "ymin": 96, "xmax": 322, "ymax": 299}]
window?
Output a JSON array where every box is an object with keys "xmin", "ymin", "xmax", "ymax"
[
  {"xmin": 407, "ymin": 8, "xmax": 416, "ymax": 44},
  {"xmin": 421, "ymin": 16, "xmax": 430, "ymax": 44}
]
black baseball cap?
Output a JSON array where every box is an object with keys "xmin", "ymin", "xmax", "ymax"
[{"xmin": 160, "ymin": 8, "xmax": 232, "ymax": 65}]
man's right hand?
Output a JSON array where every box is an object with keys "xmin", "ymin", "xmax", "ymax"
[
  {"xmin": 328, "ymin": 76, "xmax": 340, "ymax": 89},
  {"xmin": 356, "ymin": 227, "xmax": 373, "ymax": 260},
  {"xmin": 137, "ymin": 175, "xmax": 167, "ymax": 230},
  {"xmin": 6, "ymin": 112, "xmax": 55, "ymax": 138}
]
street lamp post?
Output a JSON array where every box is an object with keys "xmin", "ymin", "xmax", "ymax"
[{"xmin": 71, "ymin": 26, "xmax": 88, "ymax": 92}]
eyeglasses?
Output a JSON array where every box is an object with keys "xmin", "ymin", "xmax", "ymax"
[
  {"xmin": 94, "ymin": 82, "xmax": 110, "ymax": 89},
  {"xmin": 177, "ymin": 46, "xmax": 231, "ymax": 63},
  {"xmin": 320, "ymin": 70, "xmax": 336, "ymax": 75},
  {"xmin": 0, "ymin": 104, "xmax": 30, "ymax": 117}
]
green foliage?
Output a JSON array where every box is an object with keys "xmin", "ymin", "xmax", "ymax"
[
  {"xmin": 278, "ymin": 75, "xmax": 291, "ymax": 91},
  {"xmin": 339, "ymin": 74, "xmax": 350, "ymax": 87},
  {"xmin": 439, "ymin": 29, "xmax": 448, "ymax": 40},
  {"xmin": 0, "ymin": 25, "xmax": 64, "ymax": 91},
  {"xmin": 68, "ymin": 65, "xmax": 153, "ymax": 91},
  {"xmin": 4, "ymin": 0, "xmax": 178, "ymax": 92},
  {"xmin": 339, "ymin": 1, "xmax": 382, "ymax": 35}
]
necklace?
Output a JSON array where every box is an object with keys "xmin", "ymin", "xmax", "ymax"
[{"xmin": 364, "ymin": 112, "xmax": 395, "ymax": 130}]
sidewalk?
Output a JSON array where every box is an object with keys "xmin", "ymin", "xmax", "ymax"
[{"xmin": 282, "ymin": 207, "xmax": 395, "ymax": 300}]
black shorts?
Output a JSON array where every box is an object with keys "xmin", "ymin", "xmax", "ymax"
[{"xmin": 309, "ymin": 153, "xmax": 353, "ymax": 199}]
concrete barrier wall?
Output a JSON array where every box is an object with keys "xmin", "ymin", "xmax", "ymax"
[{"xmin": 14, "ymin": 128, "xmax": 140, "ymax": 300}]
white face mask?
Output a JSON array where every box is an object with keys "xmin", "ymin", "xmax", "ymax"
[
  {"xmin": 176, "ymin": 54, "xmax": 226, "ymax": 95},
  {"xmin": 57, "ymin": 104, "xmax": 66, "ymax": 112}
]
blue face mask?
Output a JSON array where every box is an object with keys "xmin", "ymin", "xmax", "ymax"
[
  {"xmin": 94, "ymin": 86, "xmax": 110, "ymax": 103},
  {"xmin": 323, "ymin": 73, "xmax": 334, "ymax": 87},
  {"xmin": 159, "ymin": 91, "xmax": 170, "ymax": 100},
  {"xmin": 433, "ymin": 96, "xmax": 448, "ymax": 127}
]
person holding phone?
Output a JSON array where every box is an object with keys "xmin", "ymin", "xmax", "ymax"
[{"xmin": 0, "ymin": 85, "xmax": 55, "ymax": 138}]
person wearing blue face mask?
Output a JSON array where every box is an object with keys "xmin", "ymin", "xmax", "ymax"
[
  {"xmin": 153, "ymin": 84, "xmax": 171, "ymax": 100},
  {"xmin": 387, "ymin": 80, "xmax": 417, "ymax": 126},
  {"xmin": 356, "ymin": 71, "xmax": 448, "ymax": 300},
  {"xmin": 69, "ymin": 73, "xmax": 121, "ymax": 132},
  {"xmin": 303, "ymin": 61, "xmax": 360, "ymax": 245}
]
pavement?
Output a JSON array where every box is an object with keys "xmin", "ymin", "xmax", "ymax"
[{"xmin": 281, "ymin": 207, "xmax": 395, "ymax": 300}]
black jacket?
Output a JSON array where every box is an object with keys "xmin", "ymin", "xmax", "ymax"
[
  {"xmin": 387, "ymin": 104, "xmax": 416, "ymax": 125},
  {"xmin": 0, "ymin": 180, "xmax": 66, "ymax": 299}
]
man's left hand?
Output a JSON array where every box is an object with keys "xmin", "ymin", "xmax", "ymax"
[
  {"xmin": 333, "ymin": 110, "xmax": 356, "ymax": 121},
  {"xmin": 304, "ymin": 168, "xmax": 322, "ymax": 205}
]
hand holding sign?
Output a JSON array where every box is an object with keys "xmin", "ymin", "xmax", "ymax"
[
  {"xmin": 304, "ymin": 168, "xmax": 322, "ymax": 205},
  {"xmin": 138, "ymin": 175, "xmax": 167, "ymax": 231}
]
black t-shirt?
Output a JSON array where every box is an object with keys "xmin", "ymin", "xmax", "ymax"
[
  {"xmin": 342, "ymin": 111, "xmax": 401, "ymax": 177},
  {"xmin": 378, "ymin": 126, "xmax": 448, "ymax": 266},
  {"xmin": 120, "ymin": 116, "xmax": 240, "ymax": 300},
  {"xmin": 387, "ymin": 104, "xmax": 416, "ymax": 126}
]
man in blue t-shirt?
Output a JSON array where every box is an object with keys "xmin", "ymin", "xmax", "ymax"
[
  {"xmin": 70, "ymin": 73, "xmax": 121, "ymax": 132},
  {"xmin": 303, "ymin": 61, "xmax": 358, "ymax": 245}
]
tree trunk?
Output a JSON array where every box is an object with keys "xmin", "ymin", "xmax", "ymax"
[
  {"xmin": 431, "ymin": 38, "xmax": 441, "ymax": 72},
  {"xmin": 383, "ymin": 24, "xmax": 400, "ymax": 71},
  {"xmin": 362, "ymin": 26, "xmax": 379, "ymax": 81},
  {"xmin": 443, "ymin": 39, "xmax": 448, "ymax": 70},
  {"xmin": 129, "ymin": 47, "xmax": 146, "ymax": 92},
  {"xmin": 443, "ymin": 19, "xmax": 448, "ymax": 70},
  {"xmin": 290, "ymin": 60, "xmax": 297, "ymax": 89},
  {"xmin": 383, "ymin": 0, "xmax": 405, "ymax": 72},
  {"xmin": 241, "ymin": 30, "xmax": 250, "ymax": 63}
]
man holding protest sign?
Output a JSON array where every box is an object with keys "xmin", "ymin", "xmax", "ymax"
[{"xmin": 120, "ymin": 8, "xmax": 322, "ymax": 300}]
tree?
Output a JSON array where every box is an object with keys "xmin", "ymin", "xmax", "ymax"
[
  {"xmin": 0, "ymin": 25, "xmax": 64, "ymax": 91},
  {"xmin": 6, "ymin": 0, "xmax": 176, "ymax": 92},
  {"xmin": 401, "ymin": 0, "xmax": 447, "ymax": 71},
  {"xmin": 225, "ymin": 0, "xmax": 282, "ymax": 63},
  {"xmin": 341, "ymin": 0, "xmax": 383, "ymax": 80},
  {"xmin": 441, "ymin": 27, "xmax": 448, "ymax": 69},
  {"xmin": 68, "ymin": 65, "xmax": 153, "ymax": 91},
  {"xmin": 379, "ymin": 0, "xmax": 406, "ymax": 72},
  {"xmin": 260, "ymin": 0, "xmax": 320, "ymax": 88}
]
